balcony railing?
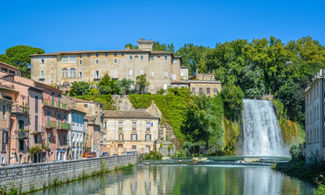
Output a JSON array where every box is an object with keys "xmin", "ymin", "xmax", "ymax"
[
  {"xmin": 11, "ymin": 102, "xmax": 29, "ymax": 115},
  {"xmin": 59, "ymin": 122, "xmax": 71, "ymax": 130},
  {"xmin": 46, "ymin": 120, "xmax": 57, "ymax": 128},
  {"xmin": 43, "ymin": 99, "xmax": 67, "ymax": 110},
  {"xmin": 18, "ymin": 130, "xmax": 29, "ymax": 139}
]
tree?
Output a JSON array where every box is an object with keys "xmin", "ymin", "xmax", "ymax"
[
  {"xmin": 98, "ymin": 74, "xmax": 116, "ymax": 94},
  {"xmin": 184, "ymin": 94, "xmax": 224, "ymax": 154},
  {"xmin": 124, "ymin": 43, "xmax": 138, "ymax": 49},
  {"xmin": 221, "ymin": 84, "xmax": 244, "ymax": 120},
  {"xmin": 153, "ymin": 41, "xmax": 175, "ymax": 53},
  {"xmin": 4, "ymin": 45, "xmax": 44, "ymax": 78},
  {"xmin": 176, "ymin": 44, "xmax": 207, "ymax": 75},
  {"xmin": 135, "ymin": 74, "xmax": 149, "ymax": 94},
  {"xmin": 69, "ymin": 81, "xmax": 90, "ymax": 96},
  {"xmin": 114, "ymin": 78, "xmax": 134, "ymax": 95}
]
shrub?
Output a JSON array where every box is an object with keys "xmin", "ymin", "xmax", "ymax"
[{"xmin": 142, "ymin": 151, "xmax": 163, "ymax": 160}]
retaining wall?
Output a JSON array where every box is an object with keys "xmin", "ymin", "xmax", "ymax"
[{"xmin": 0, "ymin": 155, "xmax": 138, "ymax": 193}]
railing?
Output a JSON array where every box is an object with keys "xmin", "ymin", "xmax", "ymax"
[
  {"xmin": 59, "ymin": 122, "xmax": 71, "ymax": 130},
  {"xmin": 43, "ymin": 99, "xmax": 67, "ymax": 110},
  {"xmin": 18, "ymin": 130, "xmax": 29, "ymax": 139},
  {"xmin": 11, "ymin": 102, "xmax": 29, "ymax": 114},
  {"xmin": 46, "ymin": 120, "xmax": 57, "ymax": 128}
]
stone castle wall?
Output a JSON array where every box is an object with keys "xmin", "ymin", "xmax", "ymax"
[{"xmin": 0, "ymin": 155, "xmax": 137, "ymax": 193}]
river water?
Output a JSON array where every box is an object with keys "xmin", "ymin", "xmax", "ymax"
[{"xmin": 31, "ymin": 163, "xmax": 314, "ymax": 195}]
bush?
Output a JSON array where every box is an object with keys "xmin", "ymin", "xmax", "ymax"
[
  {"xmin": 142, "ymin": 151, "xmax": 163, "ymax": 160},
  {"xmin": 173, "ymin": 150, "xmax": 187, "ymax": 158},
  {"xmin": 290, "ymin": 144, "xmax": 304, "ymax": 162}
]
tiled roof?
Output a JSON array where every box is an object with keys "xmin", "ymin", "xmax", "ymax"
[
  {"xmin": 0, "ymin": 61, "xmax": 19, "ymax": 71},
  {"xmin": 103, "ymin": 110, "xmax": 160, "ymax": 119}
]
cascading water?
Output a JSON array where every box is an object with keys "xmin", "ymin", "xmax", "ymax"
[{"xmin": 242, "ymin": 99, "xmax": 289, "ymax": 156}]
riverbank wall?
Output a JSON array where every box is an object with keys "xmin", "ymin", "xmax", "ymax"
[{"xmin": 0, "ymin": 155, "xmax": 138, "ymax": 193}]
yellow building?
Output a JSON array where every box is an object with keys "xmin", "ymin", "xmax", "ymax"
[
  {"xmin": 103, "ymin": 110, "xmax": 160, "ymax": 155},
  {"xmin": 30, "ymin": 39, "xmax": 187, "ymax": 93}
]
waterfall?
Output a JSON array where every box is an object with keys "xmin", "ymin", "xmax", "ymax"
[{"xmin": 242, "ymin": 99, "xmax": 289, "ymax": 156}]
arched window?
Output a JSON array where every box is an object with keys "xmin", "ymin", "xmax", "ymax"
[
  {"xmin": 70, "ymin": 68, "xmax": 76, "ymax": 78},
  {"xmin": 62, "ymin": 68, "xmax": 68, "ymax": 78}
]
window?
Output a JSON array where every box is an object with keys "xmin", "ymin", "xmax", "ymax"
[
  {"xmin": 165, "ymin": 56, "xmax": 167, "ymax": 60},
  {"xmin": 41, "ymin": 59, "xmax": 45, "ymax": 64},
  {"xmin": 191, "ymin": 87, "xmax": 195, "ymax": 93},
  {"xmin": 132, "ymin": 121, "xmax": 136, "ymax": 131},
  {"xmin": 135, "ymin": 55, "xmax": 138, "ymax": 58},
  {"xmin": 131, "ymin": 134, "xmax": 138, "ymax": 141},
  {"xmin": 163, "ymin": 72, "xmax": 168, "ymax": 78},
  {"xmin": 87, "ymin": 53, "xmax": 90, "ymax": 57},
  {"xmin": 80, "ymin": 54, "xmax": 83, "ymax": 58},
  {"xmin": 113, "ymin": 58, "xmax": 118, "ymax": 64},
  {"xmin": 130, "ymin": 56, "xmax": 133, "ymax": 60},
  {"xmin": 62, "ymin": 68, "xmax": 68, "ymax": 78},
  {"xmin": 62, "ymin": 56, "xmax": 68, "ymax": 63},
  {"xmin": 145, "ymin": 134, "xmax": 151, "ymax": 141},
  {"xmin": 118, "ymin": 121, "xmax": 123, "ymax": 131},
  {"xmin": 140, "ymin": 70, "xmax": 144, "ymax": 75},
  {"xmin": 171, "ymin": 74, "xmax": 176, "ymax": 80},
  {"xmin": 79, "ymin": 60, "xmax": 83, "ymax": 64},
  {"xmin": 51, "ymin": 92, "xmax": 55, "ymax": 106},
  {"xmin": 146, "ymin": 122, "xmax": 150, "ymax": 131},
  {"xmin": 79, "ymin": 71, "xmax": 82, "ymax": 78},
  {"xmin": 119, "ymin": 134, "xmax": 124, "ymax": 141},
  {"xmin": 40, "ymin": 71, "xmax": 45, "ymax": 78},
  {"xmin": 214, "ymin": 88, "xmax": 218, "ymax": 95},
  {"xmin": 199, "ymin": 87, "xmax": 203, "ymax": 93},
  {"xmin": 163, "ymin": 84, "xmax": 168, "ymax": 90},
  {"xmin": 150, "ymin": 56, "xmax": 154, "ymax": 60},
  {"xmin": 105, "ymin": 53, "xmax": 108, "ymax": 57},
  {"xmin": 114, "ymin": 53, "xmax": 117, "ymax": 56},
  {"xmin": 129, "ymin": 69, "xmax": 133, "ymax": 76},
  {"xmin": 157, "ymin": 55, "xmax": 160, "ymax": 58},
  {"xmin": 113, "ymin": 70, "xmax": 118, "ymax": 79},
  {"xmin": 141, "ymin": 55, "xmax": 144, "ymax": 60},
  {"xmin": 121, "ymin": 53, "xmax": 124, "ymax": 56},
  {"xmin": 70, "ymin": 68, "xmax": 76, "ymax": 78},
  {"xmin": 2, "ymin": 105, "xmax": 6, "ymax": 120},
  {"xmin": 96, "ymin": 59, "xmax": 99, "ymax": 64},
  {"xmin": 96, "ymin": 53, "xmax": 99, "ymax": 57},
  {"xmin": 70, "ymin": 55, "xmax": 76, "ymax": 63},
  {"xmin": 47, "ymin": 111, "xmax": 51, "ymax": 125},
  {"xmin": 206, "ymin": 88, "xmax": 210, "ymax": 94},
  {"xmin": 19, "ymin": 140, "xmax": 24, "ymax": 152},
  {"xmin": 35, "ymin": 96, "xmax": 38, "ymax": 113},
  {"xmin": 151, "ymin": 72, "xmax": 154, "ymax": 78},
  {"xmin": 94, "ymin": 70, "xmax": 100, "ymax": 79}
]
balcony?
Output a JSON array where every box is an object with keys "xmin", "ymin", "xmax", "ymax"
[
  {"xmin": 46, "ymin": 120, "xmax": 57, "ymax": 129},
  {"xmin": 18, "ymin": 130, "xmax": 29, "ymax": 139},
  {"xmin": 11, "ymin": 102, "xmax": 29, "ymax": 115},
  {"xmin": 43, "ymin": 99, "xmax": 67, "ymax": 110},
  {"xmin": 59, "ymin": 122, "xmax": 71, "ymax": 130}
]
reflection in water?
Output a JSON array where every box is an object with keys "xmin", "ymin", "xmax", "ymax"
[{"xmin": 31, "ymin": 165, "xmax": 314, "ymax": 195}]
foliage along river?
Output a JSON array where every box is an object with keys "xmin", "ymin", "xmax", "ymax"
[{"xmin": 30, "ymin": 160, "xmax": 314, "ymax": 195}]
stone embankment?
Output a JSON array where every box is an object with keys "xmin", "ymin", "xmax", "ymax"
[{"xmin": 0, "ymin": 155, "xmax": 138, "ymax": 193}]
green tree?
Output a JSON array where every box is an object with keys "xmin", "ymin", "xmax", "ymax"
[
  {"xmin": 135, "ymin": 74, "xmax": 149, "ymax": 94},
  {"xmin": 114, "ymin": 78, "xmax": 134, "ymax": 95},
  {"xmin": 221, "ymin": 84, "xmax": 244, "ymax": 120},
  {"xmin": 69, "ymin": 81, "xmax": 90, "ymax": 96},
  {"xmin": 124, "ymin": 43, "xmax": 138, "ymax": 49},
  {"xmin": 4, "ymin": 45, "xmax": 44, "ymax": 78},
  {"xmin": 176, "ymin": 44, "xmax": 207, "ymax": 75},
  {"xmin": 153, "ymin": 41, "xmax": 175, "ymax": 53},
  {"xmin": 98, "ymin": 74, "xmax": 116, "ymax": 94},
  {"xmin": 184, "ymin": 94, "xmax": 224, "ymax": 154}
]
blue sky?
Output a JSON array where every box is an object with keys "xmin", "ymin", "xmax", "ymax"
[{"xmin": 0, "ymin": 0, "xmax": 324, "ymax": 54}]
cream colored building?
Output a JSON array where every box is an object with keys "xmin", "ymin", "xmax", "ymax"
[
  {"xmin": 103, "ymin": 110, "xmax": 160, "ymax": 155},
  {"xmin": 30, "ymin": 39, "xmax": 186, "ymax": 93}
]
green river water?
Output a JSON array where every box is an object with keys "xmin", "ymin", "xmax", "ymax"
[{"xmin": 30, "ymin": 161, "xmax": 314, "ymax": 195}]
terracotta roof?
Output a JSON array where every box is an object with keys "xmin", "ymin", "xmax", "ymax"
[
  {"xmin": 188, "ymin": 80, "xmax": 222, "ymax": 84},
  {"xmin": 103, "ymin": 110, "xmax": 160, "ymax": 119},
  {"xmin": 0, "ymin": 61, "xmax": 19, "ymax": 71}
]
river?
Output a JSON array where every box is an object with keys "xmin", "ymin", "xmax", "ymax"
[{"xmin": 30, "ymin": 161, "xmax": 314, "ymax": 195}]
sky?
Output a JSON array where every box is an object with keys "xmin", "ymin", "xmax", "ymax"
[{"xmin": 0, "ymin": 0, "xmax": 324, "ymax": 54}]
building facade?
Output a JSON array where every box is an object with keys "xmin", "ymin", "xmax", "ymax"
[
  {"xmin": 68, "ymin": 109, "xmax": 85, "ymax": 160},
  {"xmin": 30, "ymin": 39, "xmax": 186, "ymax": 93},
  {"xmin": 103, "ymin": 110, "xmax": 160, "ymax": 155},
  {"xmin": 305, "ymin": 69, "xmax": 325, "ymax": 162}
]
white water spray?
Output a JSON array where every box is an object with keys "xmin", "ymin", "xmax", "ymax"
[{"xmin": 242, "ymin": 99, "xmax": 289, "ymax": 156}]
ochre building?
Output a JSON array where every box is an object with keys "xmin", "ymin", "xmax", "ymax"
[{"xmin": 30, "ymin": 39, "xmax": 188, "ymax": 93}]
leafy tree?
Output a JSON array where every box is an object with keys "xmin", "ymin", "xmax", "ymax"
[
  {"xmin": 124, "ymin": 43, "xmax": 138, "ymax": 49},
  {"xmin": 176, "ymin": 44, "xmax": 207, "ymax": 75},
  {"xmin": 221, "ymin": 84, "xmax": 244, "ymax": 120},
  {"xmin": 114, "ymin": 78, "xmax": 134, "ymax": 95},
  {"xmin": 3, "ymin": 45, "xmax": 44, "ymax": 78},
  {"xmin": 69, "ymin": 81, "xmax": 90, "ymax": 96},
  {"xmin": 183, "ymin": 94, "xmax": 224, "ymax": 154},
  {"xmin": 98, "ymin": 74, "xmax": 116, "ymax": 94},
  {"xmin": 153, "ymin": 41, "xmax": 175, "ymax": 53},
  {"xmin": 135, "ymin": 74, "xmax": 149, "ymax": 94}
]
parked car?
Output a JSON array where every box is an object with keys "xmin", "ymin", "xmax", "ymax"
[{"xmin": 84, "ymin": 152, "xmax": 97, "ymax": 158}]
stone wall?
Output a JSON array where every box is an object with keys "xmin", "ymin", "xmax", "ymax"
[{"xmin": 0, "ymin": 155, "xmax": 138, "ymax": 193}]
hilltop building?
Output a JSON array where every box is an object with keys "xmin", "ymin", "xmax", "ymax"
[
  {"xmin": 305, "ymin": 69, "xmax": 325, "ymax": 163},
  {"xmin": 30, "ymin": 39, "xmax": 188, "ymax": 93}
]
